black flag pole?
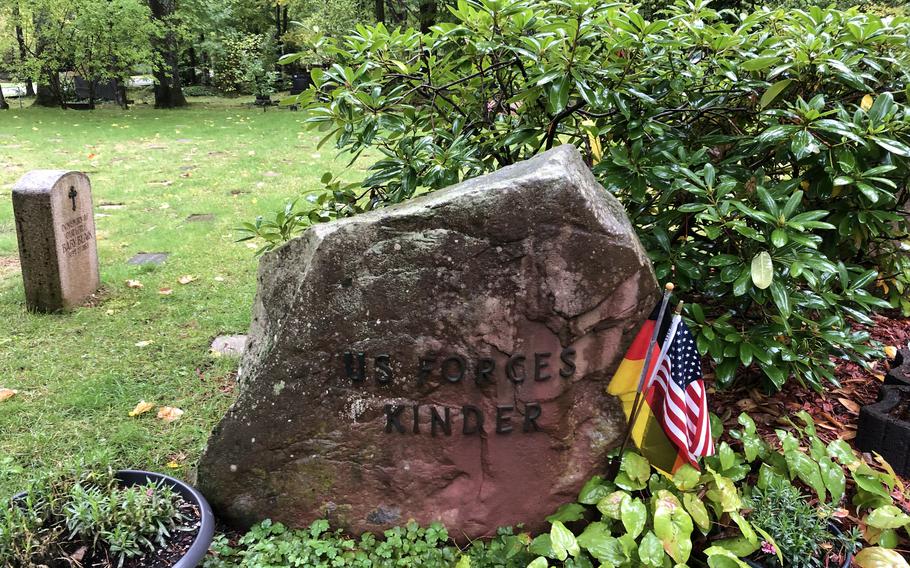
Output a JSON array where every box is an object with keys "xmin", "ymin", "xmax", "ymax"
[{"xmin": 606, "ymin": 283, "xmax": 674, "ymax": 479}]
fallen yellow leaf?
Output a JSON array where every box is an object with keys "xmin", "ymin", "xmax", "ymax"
[
  {"xmin": 167, "ymin": 461, "xmax": 180, "ymax": 469},
  {"xmin": 128, "ymin": 400, "xmax": 154, "ymax": 417},
  {"xmin": 884, "ymin": 345, "xmax": 898, "ymax": 359},
  {"xmin": 874, "ymin": 373, "xmax": 885, "ymax": 382},
  {"xmin": 159, "ymin": 288, "xmax": 173, "ymax": 295},
  {"xmin": 157, "ymin": 406, "xmax": 184, "ymax": 423},
  {"xmin": 861, "ymin": 94, "xmax": 874, "ymax": 111},
  {"xmin": 177, "ymin": 275, "xmax": 197, "ymax": 285},
  {"xmin": 135, "ymin": 340, "xmax": 152, "ymax": 348},
  {"xmin": 0, "ymin": 388, "xmax": 17, "ymax": 402},
  {"xmin": 126, "ymin": 279, "xmax": 143, "ymax": 289}
]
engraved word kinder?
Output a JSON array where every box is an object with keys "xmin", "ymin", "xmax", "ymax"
[{"xmin": 343, "ymin": 348, "xmax": 577, "ymax": 436}]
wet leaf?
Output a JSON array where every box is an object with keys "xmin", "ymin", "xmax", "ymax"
[
  {"xmin": 750, "ymin": 252, "xmax": 773, "ymax": 289},
  {"xmin": 854, "ymin": 547, "xmax": 910, "ymax": 568},
  {"xmin": 157, "ymin": 406, "xmax": 184, "ymax": 423},
  {"xmin": 128, "ymin": 400, "xmax": 154, "ymax": 416},
  {"xmin": 550, "ymin": 521, "xmax": 579, "ymax": 561},
  {"xmin": 837, "ymin": 397, "xmax": 860, "ymax": 414},
  {"xmin": 620, "ymin": 497, "xmax": 647, "ymax": 539},
  {"xmin": 653, "ymin": 490, "xmax": 693, "ymax": 564},
  {"xmin": 865, "ymin": 505, "xmax": 910, "ymax": 529}
]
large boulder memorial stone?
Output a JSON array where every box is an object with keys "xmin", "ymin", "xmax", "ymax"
[
  {"xmin": 198, "ymin": 145, "xmax": 659, "ymax": 539},
  {"xmin": 12, "ymin": 171, "xmax": 100, "ymax": 312}
]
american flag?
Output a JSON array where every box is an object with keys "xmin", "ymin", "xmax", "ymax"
[{"xmin": 647, "ymin": 317, "xmax": 714, "ymax": 467}]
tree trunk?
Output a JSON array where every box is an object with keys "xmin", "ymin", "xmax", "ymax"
[
  {"xmin": 282, "ymin": 6, "xmax": 289, "ymax": 36},
  {"xmin": 375, "ymin": 0, "xmax": 385, "ymax": 23},
  {"xmin": 418, "ymin": 0, "xmax": 436, "ymax": 33},
  {"xmin": 34, "ymin": 71, "xmax": 63, "ymax": 107},
  {"xmin": 275, "ymin": 4, "xmax": 281, "ymax": 40},
  {"xmin": 148, "ymin": 0, "xmax": 187, "ymax": 108},
  {"xmin": 116, "ymin": 80, "xmax": 129, "ymax": 109},
  {"xmin": 187, "ymin": 46, "xmax": 198, "ymax": 85},
  {"xmin": 0, "ymin": 87, "xmax": 8, "ymax": 110},
  {"xmin": 13, "ymin": 12, "xmax": 35, "ymax": 96}
]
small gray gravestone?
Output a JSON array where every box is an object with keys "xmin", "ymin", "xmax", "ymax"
[
  {"xmin": 186, "ymin": 213, "xmax": 215, "ymax": 223},
  {"xmin": 211, "ymin": 335, "xmax": 247, "ymax": 357},
  {"xmin": 127, "ymin": 252, "xmax": 169, "ymax": 266},
  {"xmin": 12, "ymin": 171, "xmax": 100, "ymax": 312}
]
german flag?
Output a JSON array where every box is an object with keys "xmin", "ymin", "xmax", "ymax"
[{"xmin": 607, "ymin": 306, "xmax": 687, "ymax": 474}]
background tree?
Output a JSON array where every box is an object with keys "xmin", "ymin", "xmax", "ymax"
[
  {"xmin": 12, "ymin": 3, "xmax": 35, "ymax": 96},
  {"xmin": 148, "ymin": 0, "xmax": 187, "ymax": 107},
  {"xmin": 69, "ymin": 0, "xmax": 157, "ymax": 107}
]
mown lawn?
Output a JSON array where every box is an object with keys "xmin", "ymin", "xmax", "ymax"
[{"xmin": 0, "ymin": 98, "xmax": 363, "ymax": 495}]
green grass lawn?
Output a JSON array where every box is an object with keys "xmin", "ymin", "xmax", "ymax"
[{"xmin": 0, "ymin": 98, "xmax": 365, "ymax": 495}]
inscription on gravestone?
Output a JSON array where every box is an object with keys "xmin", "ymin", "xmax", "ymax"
[
  {"xmin": 12, "ymin": 171, "xmax": 100, "ymax": 312},
  {"xmin": 198, "ymin": 145, "xmax": 659, "ymax": 539}
]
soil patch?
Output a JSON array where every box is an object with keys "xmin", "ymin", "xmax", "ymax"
[{"xmin": 0, "ymin": 256, "xmax": 19, "ymax": 279}]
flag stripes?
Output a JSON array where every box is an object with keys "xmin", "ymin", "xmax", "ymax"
[
  {"xmin": 645, "ymin": 314, "xmax": 714, "ymax": 467},
  {"xmin": 609, "ymin": 298, "xmax": 715, "ymax": 473}
]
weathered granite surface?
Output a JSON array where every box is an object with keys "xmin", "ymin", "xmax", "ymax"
[
  {"xmin": 12, "ymin": 170, "xmax": 99, "ymax": 312},
  {"xmin": 197, "ymin": 145, "xmax": 659, "ymax": 538}
]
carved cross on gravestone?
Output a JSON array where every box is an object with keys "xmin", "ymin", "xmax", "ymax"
[{"xmin": 68, "ymin": 186, "xmax": 78, "ymax": 211}]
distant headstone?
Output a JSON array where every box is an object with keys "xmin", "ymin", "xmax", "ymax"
[
  {"xmin": 127, "ymin": 252, "xmax": 169, "ymax": 266},
  {"xmin": 12, "ymin": 171, "xmax": 100, "ymax": 312},
  {"xmin": 197, "ymin": 145, "xmax": 659, "ymax": 539},
  {"xmin": 211, "ymin": 335, "xmax": 247, "ymax": 357},
  {"xmin": 289, "ymin": 74, "xmax": 310, "ymax": 95},
  {"xmin": 186, "ymin": 213, "xmax": 215, "ymax": 223},
  {"xmin": 73, "ymin": 77, "xmax": 119, "ymax": 101}
]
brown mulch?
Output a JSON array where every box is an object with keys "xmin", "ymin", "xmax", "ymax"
[
  {"xmin": 709, "ymin": 312, "xmax": 910, "ymax": 518},
  {"xmin": 712, "ymin": 313, "xmax": 910, "ymax": 443}
]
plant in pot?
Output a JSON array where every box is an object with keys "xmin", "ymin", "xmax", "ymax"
[
  {"xmin": 2, "ymin": 466, "xmax": 214, "ymax": 567},
  {"xmin": 743, "ymin": 480, "xmax": 859, "ymax": 568}
]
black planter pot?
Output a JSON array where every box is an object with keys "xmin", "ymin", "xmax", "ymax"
[
  {"xmin": 856, "ymin": 385, "xmax": 910, "ymax": 477},
  {"xmin": 885, "ymin": 348, "xmax": 910, "ymax": 387},
  {"xmin": 12, "ymin": 470, "xmax": 215, "ymax": 568}
]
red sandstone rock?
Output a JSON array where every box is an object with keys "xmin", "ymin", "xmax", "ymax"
[{"xmin": 197, "ymin": 145, "xmax": 659, "ymax": 539}]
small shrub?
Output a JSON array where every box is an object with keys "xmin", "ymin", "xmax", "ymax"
[
  {"xmin": 747, "ymin": 482, "xmax": 858, "ymax": 568},
  {"xmin": 183, "ymin": 85, "xmax": 220, "ymax": 97},
  {"xmin": 210, "ymin": 33, "xmax": 277, "ymax": 95}
]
